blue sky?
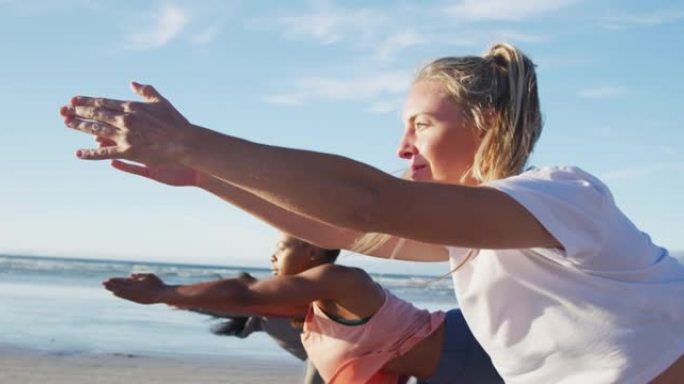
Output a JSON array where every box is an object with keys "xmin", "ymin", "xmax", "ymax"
[{"xmin": 1, "ymin": 0, "xmax": 682, "ymax": 274}]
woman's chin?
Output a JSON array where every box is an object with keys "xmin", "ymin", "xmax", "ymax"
[{"xmin": 410, "ymin": 174, "xmax": 433, "ymax": 183}]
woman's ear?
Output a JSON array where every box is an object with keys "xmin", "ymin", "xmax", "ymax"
[
  {"xmin": 308, "ymin": 246, "xmax": 319, "ymax": 261},
  {"xmin": 310, "ymin": 248, "xmax": 329, "ymax": 264}
]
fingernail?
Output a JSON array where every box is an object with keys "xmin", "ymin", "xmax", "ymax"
[{"xmin": 76, "ymin": 150, "xmax": 83, "ymax": 158}]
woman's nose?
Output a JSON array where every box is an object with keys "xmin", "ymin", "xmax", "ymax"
[{"xmin": 396, "ymin": 132, "xmax": 416, "ymax": 159}]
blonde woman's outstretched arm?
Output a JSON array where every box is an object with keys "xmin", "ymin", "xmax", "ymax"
[{"xmin": 61, "ymin": 83, "xmax": 558, "ymax": 250}]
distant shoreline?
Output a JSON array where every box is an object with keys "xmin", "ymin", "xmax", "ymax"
[
  {"xmin": 0, "ymin": 253, "xmax": 271, "ymax": 273},
  {"xmin": 0, "ymin": 253, "xmax": 448, "ymax": 279}
]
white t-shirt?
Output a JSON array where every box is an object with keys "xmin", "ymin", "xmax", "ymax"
[{"xmin": 448, "ymin": 166, "xmax": 684, "ymax": 384}]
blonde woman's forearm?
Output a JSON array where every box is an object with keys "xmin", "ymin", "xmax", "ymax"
[{"xmin": 195, "ymin": 171, "xmax": 361, "ymax": 250}]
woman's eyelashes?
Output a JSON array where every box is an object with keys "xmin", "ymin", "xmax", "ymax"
[{"xmin": 414, "ymin": 120, "xmax": 430, "ymax": 131}]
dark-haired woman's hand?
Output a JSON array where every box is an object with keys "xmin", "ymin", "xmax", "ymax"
[{"xmin": 103, "ymin": 273, "xmax": 171, "ymax": 305}]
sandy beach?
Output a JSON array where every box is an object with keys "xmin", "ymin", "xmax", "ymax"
[{"xmin": 0, "ymin": 346, "xmax": 303, "ymax": 384}]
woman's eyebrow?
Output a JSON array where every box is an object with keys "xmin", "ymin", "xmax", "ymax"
[
  {"xmin": 403, "ymin": 112, "xmax": 428, "ymax": 124},
  {"xmin": 415, "ymin": 113, "xmax": 433, "ymax": 121}
]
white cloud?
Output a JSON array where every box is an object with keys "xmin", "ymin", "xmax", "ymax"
[
  {"xmin": 264, "ymin": 70, "xmax": 411, "ymax": 107},
  {"xmin": 602, "ymin": 9, "xmax": 684, "ymax": 30},
  {"xmin": 445, "ymin": 0, "xmax": 580, "ymax": 22},
  {"xmin": 190, "ymin": 24, "xmax": 223, "ymax": 46},
  {"xmin": 578, "ymin": 86, "xmax": 626, "ymax": 99},
  {"xmin": 124, "ymin": 3, "xmax": 191, "ymax": 50},
  {"xmin": 592, "ymin": 125, "xmax": 612, "ymax": 138},
  {"xmin": 367, "ymin": 100, "xmax": 401, "ymax": 114},
  {"xmin": 248, "ymin": 1, "xmax": 555, "ymax": 62},
  {"xmin": 0, "ymin": 0, "xmax": 101, "ymax": 14},
  {"xmin": 600, "ymin": 162, "xmax": 684, "ymax": 182},
  {"xmin": 374, "ymin": 30, "xmax": 429, "ymax": 60},
  {"xmin": 247, "ymin": 0, "xmax": 388, "ymax": 45},
  {"xmin": 263, "ymin": 94, "xmax": 307, "ymax": 106},
  {"xmin": 489, "ymin": 30, "xmax": 551, "ymax": 44},
  {"xmin": 658, "ymin": 146, "xmax": 678, "ymax": 157},
  {"xmin": 533, "ymin": 55, "xmax": 593, "ymax": 70}
]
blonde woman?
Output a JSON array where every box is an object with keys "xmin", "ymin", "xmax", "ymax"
[{"xmin": 62, "ymin": 43, "xmax": 684, "ymax": 383}]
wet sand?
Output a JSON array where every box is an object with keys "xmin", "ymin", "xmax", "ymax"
[{"xmin": 0, "ymin": 345, "xmax": 303, "ymax": 384}]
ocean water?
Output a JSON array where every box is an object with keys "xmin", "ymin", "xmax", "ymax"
[{"xmin": 0, "ymin": 255, "xmax": 456, "ymax": 362}]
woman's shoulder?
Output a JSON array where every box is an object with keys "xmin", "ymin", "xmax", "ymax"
[
  {"xmin": 516, "ymin": 165, "xmax": 602, "ymax": 182},
  {"xmin": 490, "ymin": 165, "xmax": 613, "ymax": 200},
  {"xmin": 305, "ymin": 264, "xmax": 374, "ymax": 286}
]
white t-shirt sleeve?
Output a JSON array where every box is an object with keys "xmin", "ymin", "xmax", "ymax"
[{"xmin": 485, "ymin": 166, "xmax": 612, "ymax": 264}]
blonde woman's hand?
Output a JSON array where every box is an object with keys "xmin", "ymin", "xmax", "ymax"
[
  {"xmin": 95, "ymin": 137, "xmax": 199, "ymax": 187},
  {"xmin": 60, "ymin": 82, "xmax": 197, "ymax": 165}
]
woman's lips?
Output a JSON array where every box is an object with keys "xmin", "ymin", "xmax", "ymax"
[{"xmin": 410, "ymin": 164, "xmax": 428, "ymax": 179}]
